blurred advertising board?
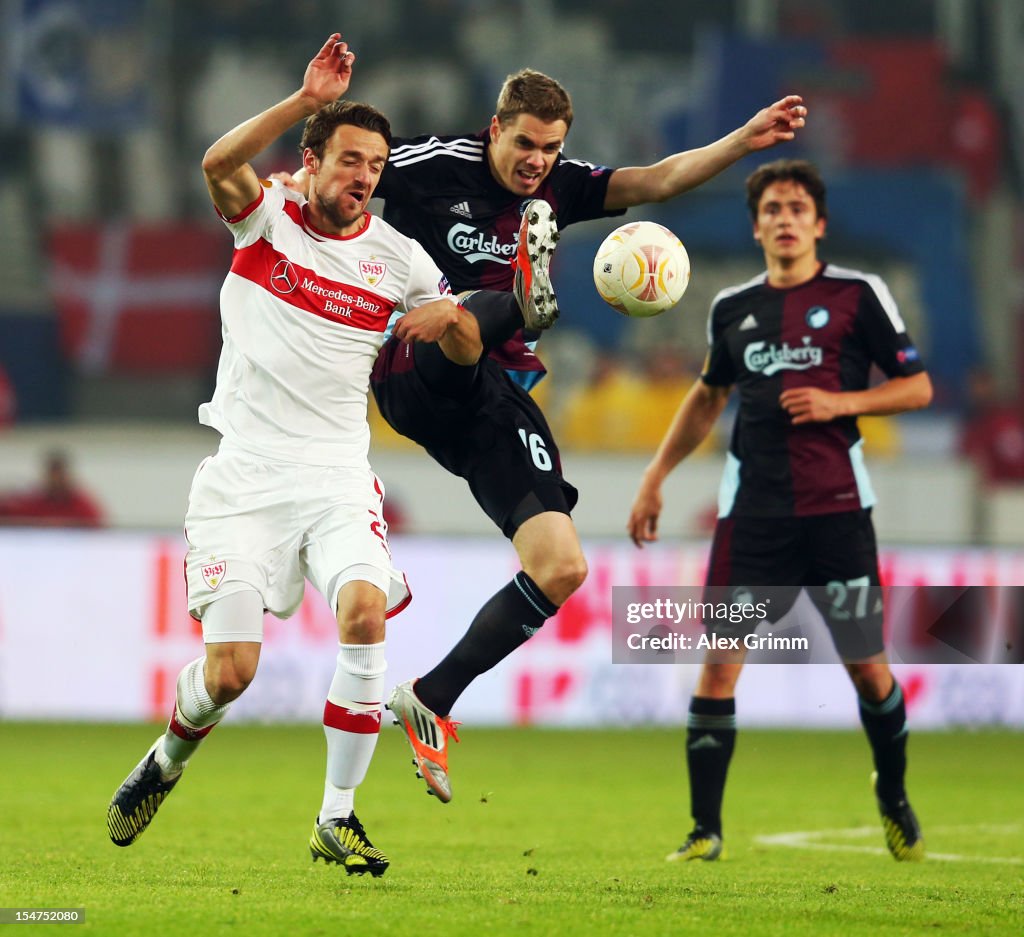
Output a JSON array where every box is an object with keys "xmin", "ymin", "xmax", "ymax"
[{"xmin": 0, "ymin": 531, "xmax": 1021, "ymax": 728}]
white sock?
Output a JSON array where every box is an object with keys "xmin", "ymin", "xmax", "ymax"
[
  {"xmin": 320, "ymin": 642, "xmax": 386, "ymax": 820},
  {"xmin": 156, "ymin": 656, "xmax": 231, "ymax": 775},
  {"xmin": 319, "ymin": 783, "xmax": 355, "ymax": 824}
]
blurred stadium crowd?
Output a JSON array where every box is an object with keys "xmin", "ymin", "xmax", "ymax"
[{"xmin": 1, "ymin": 0, "xmax": 1024, "ymax": 535}]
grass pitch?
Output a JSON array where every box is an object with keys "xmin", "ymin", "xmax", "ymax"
[{"xmin": 0, "ymin": 722, "xmax": 1020, "ymax": 936}]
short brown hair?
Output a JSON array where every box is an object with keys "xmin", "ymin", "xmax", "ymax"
[
  {"xmin": 745, "ymin": 159, "xmax": 827, "ymax": 221},
  {"xmin": 300, "ymin": 100, "xmax": 392, "ymax": 159},
  {"xmin": 495, "ymin": 69, "xmax": 573, "ymax": 129}
]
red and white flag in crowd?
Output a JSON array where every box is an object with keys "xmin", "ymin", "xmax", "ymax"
[{"xmin": 49, "ymin": 222, "xmax": 229, "ymax": 374}]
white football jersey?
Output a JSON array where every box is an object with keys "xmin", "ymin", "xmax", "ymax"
[{"xmin": 200, "ymin": 181, "xmax": 451, "ymax": 466}]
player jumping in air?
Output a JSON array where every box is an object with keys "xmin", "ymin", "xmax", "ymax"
[{"xmin": 374, "ymin": 73, "xmax": 807, "ymax": 803}]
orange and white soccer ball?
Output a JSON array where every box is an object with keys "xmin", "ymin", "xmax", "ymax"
[{"xmin": 592, "ymin": 221, "xmax": 690, "ymax": 318}]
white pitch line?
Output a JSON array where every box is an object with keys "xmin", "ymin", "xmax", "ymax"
[{"xmin": 756, "ymin": 825, "xmax": 1023, "ymax": 865}]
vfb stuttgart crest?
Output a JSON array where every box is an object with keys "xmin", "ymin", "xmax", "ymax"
[
  {"xmin": 202, "ymin": 560, "xmax": 226, "ymax": 590},
  {"xmin": 359, "ymin": 259, "xmax": 387, "ymax": 286}
]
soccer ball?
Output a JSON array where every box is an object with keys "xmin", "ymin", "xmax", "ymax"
[{"xmin": 592, "ymin": 221, "xmax": 690, "ymax": 318}]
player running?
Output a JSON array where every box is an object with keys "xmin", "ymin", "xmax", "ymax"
[
  {"xmin": 628, "ymin": 159, "xmax": 932, "ymax": 862},
  {"xmin": 106, "ymin": 34, "xmax": 478, "ymax": 876}
]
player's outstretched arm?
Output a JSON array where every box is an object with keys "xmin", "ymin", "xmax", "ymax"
[
  {"xmin": 202, "ymin": 33, "xmax": 354, "ymax": 218},
  {"xmin": 604, "ymin": 95, "xmax": 807, "ymax": 210},
  {"xmin": 628, "ymin": 380, "xmax": 730, "ymax": 547}
]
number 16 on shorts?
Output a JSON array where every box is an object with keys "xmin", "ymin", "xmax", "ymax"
[{"xmin": 518, "ymin": 428, "xmax": 553, "ymax": 471}]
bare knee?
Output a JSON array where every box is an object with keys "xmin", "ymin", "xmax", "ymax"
[
  {"xmin": 847, "ymin": 662, "xmax": 894, "ymax": 703},
  {"xmin": 340, "ymin": 611, "xmax": 385, "ymax": 644},
  {"xmin": 337, "ymin": 589, "xmax": 387, "ymax": 644},
  {"xmin": 695, "ymin": 660, "xmax": 743, "ymax": 698},
  {"xmin": 528, "ymin": 551, "xmax": 588, "ymax": 607},
  {"xmin": 514, "ymin": 513, "xmax": 588, "ymax": 606},
  {"xmin": 563, "ymin": 553, "xmax": 589, "ymax": 596},
  {"xmin": 204, "ymin": 647, "xmax": 259, "ymax": 704}
]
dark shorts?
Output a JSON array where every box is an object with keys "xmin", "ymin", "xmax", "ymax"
[
  {"xmin": 371, "ymin": 337, "xmax": 578, "ymax": 539},
  {"xmin": 705, "ymin": 509, "xmax": 884, "ymax": 660}
]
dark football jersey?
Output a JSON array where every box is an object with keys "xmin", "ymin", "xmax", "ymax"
[
  {"xmin": 375, "ymin": 130, "xmax": 624, "ymax": 386},
  {"xmin": 702, "ymin": 263, "xmax": 926, "ymax": 518}
]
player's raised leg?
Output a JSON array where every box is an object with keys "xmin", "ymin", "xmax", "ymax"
[
  {"xmin": 513, "ymin": 199, "xmax": 560, "ymax": 329},
  {"xmin": 107, "ymin": 591, "xmax": 260, "ymax": 846},
  {"xmin": 434, "ymin": 199, "xmax": 560, "ymax": 362},
  {"xmin": 434, "ymin": 199, "xmax": 561, "ymax": 348},
  {"xmin": 398, "ymin": 199, "xmax": 561, "ymax": 409},
  {"xmin": 310, "ymin": 579, "xmax": 390, "ymax": 876}
]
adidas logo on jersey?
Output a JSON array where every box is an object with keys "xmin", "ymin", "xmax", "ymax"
[
  {"xmin": 450, "ymin": 201, "xmax": 472, "ymax": 218},
  {"xmin": 739, "ymin": 314, "xmax": 759, "ymax": 331}
]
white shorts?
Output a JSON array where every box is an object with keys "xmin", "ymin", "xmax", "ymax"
[{"xmin": 184, "ymin": 444, "xmax": 410, "ymax": 642}]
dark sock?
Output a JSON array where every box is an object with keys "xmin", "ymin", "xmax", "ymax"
[
  {"xmin": 686, "ymin": 696, "xmax": 737, "ymax": 837},
  {"xmin": 415, "ymin": 571, "xmax": 557, "ymax": 715},
  {"xmin": 859, "ymin": 681, "xmax": 908, "ymax": 806},
  {"xmin": 461, "ymin": 290, "xmax": 524, "ymax": 349}
]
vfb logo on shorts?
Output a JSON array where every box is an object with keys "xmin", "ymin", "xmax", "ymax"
[
  {"xmin": 358, "ymin": 259, "xmax": 387, "ymax": 287},
  {"xmin": 270, "ymin": 259, "xmax": 299, "ymax": 293},
  {"xmin": 202, "ymin": 561, "xmax": 226, "ymax": 590}
]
